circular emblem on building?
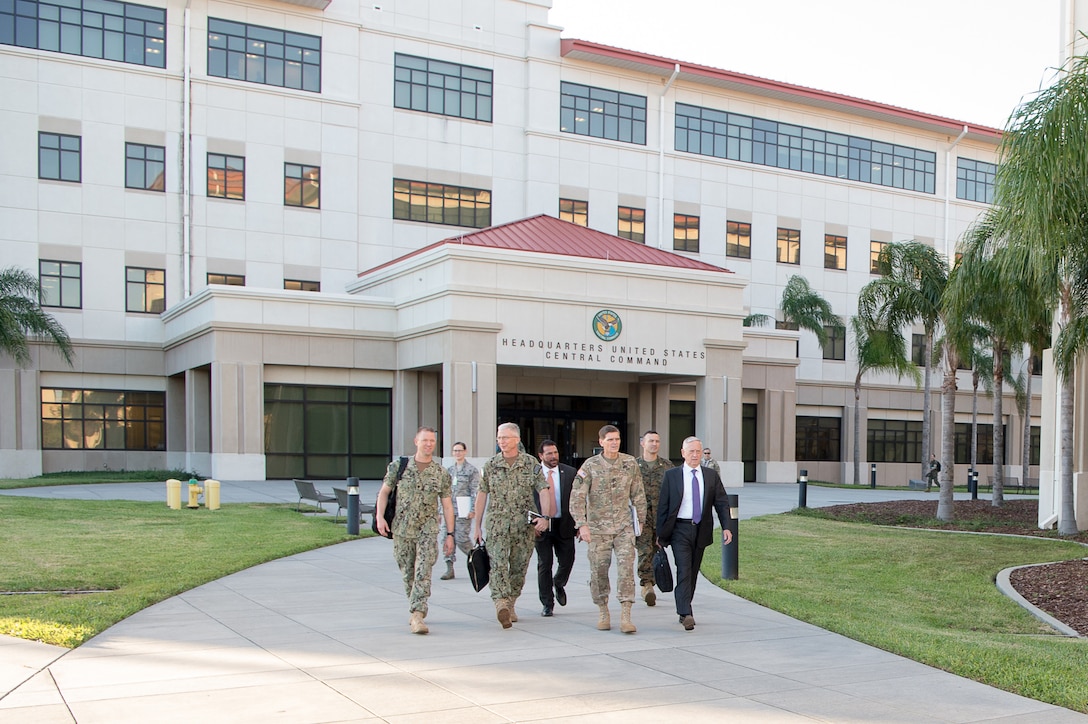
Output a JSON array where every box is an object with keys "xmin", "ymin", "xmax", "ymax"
[{"xmin": 592, "ymin": 310, "xmax": 622, "ymax": 341}]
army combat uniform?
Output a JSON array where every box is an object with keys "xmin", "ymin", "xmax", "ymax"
[
  {"xmin": 383, "ymin": 458, "xmax": 452, "ymax": 617},
  {"xmin": 480, "ymin": 452, "xmax": 548, "ymax": 618},
  {"xmin": 441, "ymin": 460, "xmax": 480, "ymax": 564},
  {"xmin": 635, "ymin": 455, "xmax": 673, "ymax": 596},
  {"xmin": 571, "ymin": 452, "xmax": 646, "ymax": 631}
]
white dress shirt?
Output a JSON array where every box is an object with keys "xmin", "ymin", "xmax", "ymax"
[{"xmin": 678, "ymin": 464, "xmax": 704, "ymax": 520}]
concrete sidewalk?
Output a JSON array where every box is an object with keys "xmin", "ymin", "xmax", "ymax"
[{"xmin": 1, "ymin": 483, "xmax": 1082, "ymax": 723}]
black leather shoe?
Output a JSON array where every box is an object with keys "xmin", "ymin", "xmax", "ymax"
[
  {"xmin": 542, "ymin": 606, "xmax": 553, "ymax": 617},
  {"xmin": 555, "ymin": 584, "xmax": 567, "ymax": 607}
]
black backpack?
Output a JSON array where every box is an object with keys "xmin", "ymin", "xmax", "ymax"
[{"xmin": 372, "ymin": 456, "xmax": 408, "ymax": 539}]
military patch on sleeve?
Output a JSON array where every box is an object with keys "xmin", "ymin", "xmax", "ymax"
[{"xmin": 577, "ymin": 469, "xmax": 586, "ymax": 478}]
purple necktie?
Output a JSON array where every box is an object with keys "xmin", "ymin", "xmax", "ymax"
[{"xmin": 691, "ymin": 469, "xmax": 701, "ymax": 524}]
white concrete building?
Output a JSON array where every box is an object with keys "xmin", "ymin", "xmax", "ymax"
[{"xmin": 1, "ymin": 0, "xmax": 1044, "ymax": 491}]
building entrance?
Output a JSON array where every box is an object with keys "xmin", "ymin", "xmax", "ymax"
[{"xmin": 497, "ymin": 393, "xmax": 627, "ymax": 469}]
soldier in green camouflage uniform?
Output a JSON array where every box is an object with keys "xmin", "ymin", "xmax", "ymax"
[
  {"xmin": 376, "ymin": 427, "xmax": 455, "ymax": 635},
  {"xmin": 636, "ymin": 430, "xmax": 673, "ymax": 607},
  {"xmin": 571, "ymin": 424, "xmax": 646, "ymax": 634},
  {"xmin": 473, "ymin": 422, "xmax": 552, "ymax": 628}
]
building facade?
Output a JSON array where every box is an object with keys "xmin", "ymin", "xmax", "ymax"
[{"xmin": 1, "ymin": 0, "xmax": 1045, "ymax": 489}]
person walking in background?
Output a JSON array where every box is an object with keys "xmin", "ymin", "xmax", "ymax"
[
  {"xmin": 658, "ymin": 436, "xmax": 733, "ymax": 632},
  {"xmin": 635, "ymin": 430, "xmax": 672, "ymax": 607},
  {"xmin": 535, "ymin": 439, "xmax": 577, "ymax": 617},
  {"xmin": 375, "ymin": 426, "xmax": 456, "ymax": 635},
  {"xmin": 926, "ymin": 453, "xmax": 942, "ymax": 492},
  {"xmin": 473, "ymin": 422, "xmax": 552, "ymax": 628},
  {"xmin": 439, "ymin": 441, "xmax": 479, "ymax": 580},
  {"xmin": 570, "ymin": 424, "xmax": 646, "ymax": 634},
  {"xmin": 701, "ymin": 447, "xmax": 721, "ymax": 474}
]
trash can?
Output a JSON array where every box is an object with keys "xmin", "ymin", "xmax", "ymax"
[
  {"xmin": 205, "ymin": 479, "xmax": 220, "ymax": 510},
  {"xmin": 166, "ymin": 478, "xmax": 181, "ymax": 510}
]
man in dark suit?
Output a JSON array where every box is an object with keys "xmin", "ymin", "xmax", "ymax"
[
  {"xmin": 534, "ymin": 439, "xmax": 577, "ymax": 617},
  {"xmin": 656, "ymin": 435, "xmax": 733, "ymax": 631}
]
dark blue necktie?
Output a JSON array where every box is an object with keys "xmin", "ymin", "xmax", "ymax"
[{"xmin": 691, "ymin": 469, "xmax": 701, "ymax": 524}]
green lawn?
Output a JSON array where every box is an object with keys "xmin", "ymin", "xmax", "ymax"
[
  {"xmin": 0, "ymin": 496, "xmax": 356, "ymax": 647},
  {"xmin": 704, "ymin": 513, "xmax": 1088, "ymax": 713},
  {"xmin": 0, "ymin": 470, "xmax": 196, "ymax": 490}
]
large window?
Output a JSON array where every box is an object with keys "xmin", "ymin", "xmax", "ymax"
[
  {"xmin": 617, "ymin": 206, "xmax": 645, "ymax": 243},
  {"xmin": 392, "ymin": 178, "xmax": 491, "ymax": 228},
  {"xmin": 954, "ymin": 423, "xmax": 1007, "ymax": 465},
  {"xmin": 126, "ymin": 267, "xmax": 164, "ymax": 313},
  {"xmin": 2, "ymin": 0, "xmax": 165, "ymax": 67},
  {"xmin": 207, "ymin": 153, "xmax": 244, "ymax": 200},
  {"xmin": 207, "ymin": 18, "xmax": 320, "ymax": 92},
  {"xmin": 796, "ymin": 416, "xmax": 841, "ymax": 461},
  {"xmin": 726, "ymin": 221, "xmax": 751, "ymax": 259},
  {"xmin": 777, "ymin": 227, "xmax": 800, "ymax": 264},
  {"xmin": 911, "ymin": 333, "xmax": 926, "ymax": 366},
  {"xmin": 39, "ymin": 132, "xmax": 80, "ymax": 182},
  {"xmin": 676, "ymin": 103, "xmax": 936, "ymax": 193},
  {"xmin": 824, "ymin": 234, "xmax": 846, "ymax": 270},
  {"xmin": 822, "ymin": 325, "xmax": 846, "ymax": 360},
  {"xmin": 956, "ymin": 157, "xmax": 996, "ymax": 204},
  {"xmin": 264, "ymin": 384, "xmax": 392, "ymax": 479},
  {"xmin": 870, "ymin": 240, "xmax": 887, "ymax": 274},
  {"xmin": 284, "ymin": 163, "xmax": 319, "ymax": 208},
  {"xmin": 125, "ymin": 143, "xmax": 165, "ymax": 191},
  {"xmin": 393, "ymin": 53, "xmax": 492, "ymax": 122},
  {"xmin": 867, "ymin": 419, "xmax": 922, "ymax": 463},
  {"xmin": 673, "ymin": 214, "xmax": 699, "ymax": 253},
  {"xmin": 560, "ymin": 81, "xmax": 647, "ymax": 145},
  {"xmin": 39, "ymin": 260, "xmax": 81, "ymax": 308},
  {"xmin": 41, "ymin": 388, "xmax": 165, "ymax": 450},
  {"xmin": 1030, "ymin": 425, "xmax": 1040, "ymax": 466},
  {"xmin": 559, "ymin": 198, "xmax": 588, "ymax": 226}
]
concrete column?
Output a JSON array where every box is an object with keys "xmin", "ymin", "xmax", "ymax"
[
  {"xmin": 443, "ymin": 360, "xmax": 495, "ymax": 457},
  {"xmin": 209, "ymin": 361, "xmax": 263, "ymax": 480},
  {"xmin": 0, "ymin": 367, "xmax": 42, "ymax": 477},
  {"xmin": 655, "ymin": 382, "xmax": 672, "ymax": 455},
  {"xmin": 393, "ymin": 370, "xmax": 419, "ymax": 455}
]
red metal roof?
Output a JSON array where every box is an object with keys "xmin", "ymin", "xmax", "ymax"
[
  {"xmin": 561, "ymin": 39, "xmax": 1002, "ymax": 142},
  {"xmin": 361, "ymin": 215, "xmax": 731, "ymax": 276}
]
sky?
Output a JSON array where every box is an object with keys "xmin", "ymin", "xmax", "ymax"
[{"xmin": 548, "ymin": 0, "xmax": 1064, "ymax": 130}]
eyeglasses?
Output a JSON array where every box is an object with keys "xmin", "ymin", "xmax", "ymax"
[{"xmin": 497, "ymin": 436, "xmax": 517, "ymax": 441}]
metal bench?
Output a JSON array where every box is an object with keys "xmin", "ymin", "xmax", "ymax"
[
  {"xmin": 293, "ymin": 479, "xmax": 336, "ymax": 512},
  {"xmin": 985, "ymin": 475, "xmax": 1020, "ymax": 492},
  {"xmin": 908, "ymin": 479, "xmax": 928, "ymax": 490},
  {"xmin": 333, "ymin": 487, "xmax": 376, "ymax": 524}
]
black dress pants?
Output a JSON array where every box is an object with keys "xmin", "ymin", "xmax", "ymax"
[
  {"xmin": 535, "ymin": 528, "xmax": 575, "ymax": 606},
  {"xmin": 671, "ymin": 519, "xmax": 705, "ymax": 617}
]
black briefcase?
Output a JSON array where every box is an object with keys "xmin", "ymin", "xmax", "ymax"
[
  {"xmin": 467, "ymin": 543, "xmax": 490, "ymax": 592},
  {"xmin": 653, "ymin": 548, "xmax": 674, "ymax": 593}
]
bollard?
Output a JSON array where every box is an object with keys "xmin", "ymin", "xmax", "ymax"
[
  {"xmin": 722, "ymin": 494, "xmax": 739, "ymax": 580},
  {"xmin": 346, "ymin": 476, "xmax": 360, "ymax": 535},
  {"xmin": 205, "ymin": 479, "xmax": 220, "ymax": 510},
  {"xmin": 166, "ymin": 478, "xmax": 181, "ymax": 510},
  {"xmin": 870, "ymin": 463, "xmax": 877, "ymax": 489},
  {"xmin": 970, "ymin": 469, "xmax": 978, "ymax": 500},
  {"xmin": 797, "ymin": 469, "xmax": 808, "ymax": 508}
]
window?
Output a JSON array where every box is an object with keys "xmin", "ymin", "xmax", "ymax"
[
  {"xmin": 911, "ymin": 333, "xmax": 926, "ymax": 366},
  {"xmin": 392, "ymin": 178, "xmax": 491, "ymax": 229},
  {"xmin": 264, "ymin": 384, "xmax": 392, "ymax": 479},
  {"xmin": 41, "ymin": 388, "xmax": 165, "ymax": 450},
  {"xmin": 207, "ymin": 273, "xmax": 244, "ymax": 286},
  {"xmin": 207, "ymin": 18, "xmax": 320, "ymax": 92},
  {"xmin": 2, "ymin": 0, "xmax": 165, "ymax": 67},
  {"xmin": 870, "ymin": 240, "xmax": 887, "ymax": 274},
  {"xmin": 675, "ymin": 103, "xmax": 936, "ymax": 194},
  {"xmin": 560, "ymin": 81, "xmax": 647, "ymax": 145},
  {"xmin": 776, "ymin": 227, "xmax": 800, "ymax": 264},
  {"xmin": 824, "ymin": 234, "xmax": 846, "ymax": 270},
  {"xmin": 617, "ymin": 206, "xmax": 645, "ymax": 243},
  {"xmin": 954, "ymin": 423, "xmax": 1007, "ymax": 465},
  {"xmin": 39, "ymin": 260, "xmax": 81, "ymax": 308},
  {"xmin": 668, "ymin": 400, "xmax": 696, "ymax": 462},
  {"xmin": 39, "ymin": 132, "xmax": 80, "ymax": 182},
  {"xmin": 126, "ymin": 267, "xmax": 164, "ymax": 313},
  {"xmin": 393, "ymin": 53, "xmax": 492, "ymax": 122},
  {"xmin": 284, "ymin": 163, "xmax": 319, "ymax": 208},
  {"xmin": 867, "ymin": 420, "xmax": 922, "ymax": 463},
  {"xmin": 673, "ymin": 214, "xmax": 699, "ymax": 253},
  {"xmin": 125, "ymin": 143, "xmax": 165, "ymax": 191},
  {"xmin": 285, "ymin": 279, "xmax": 320, "ymax": 292},
  {"xmin": 796, "ymin": 416, "xmax": 841, "ymax": 461},
  {"xmin": 822, "ymin": 325, "xmax": 846, "ymax": 360},
  {"xmin": 559, "ymin": 198, "xmax": 588, "ymax": 227},
  {"xmin": 1030, "ymin": 353, "xmax": 1043, "ymax": 376},
  {"xmin": 1030, "ymin": 425, "xmax": 1041, "ymax": 466},
  {"xmin": 726, "ymin": 221, "xmax": 751, "ymax": 259},
  {"xmin": 207, "ymin": 153, "xmax": 244, "ymax": 200},
  {"xmin": 956, "ymin": 157, "xmax": 996, "ymax": 204}
]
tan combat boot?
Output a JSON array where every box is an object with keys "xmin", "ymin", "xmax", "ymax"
[
  {"xmin": 440, "ymin": 561, "xmax": 455, "ymax": 580},
  {"xmin": 409, "ymin": 611, "xmax": 429, "ymax": 635},
  {"xmin": 597, "ymin": 604, "xmax": 611, "ymax": 631},
  {"xmin": 620, "ymin": 602, "xmax": 636, "ymax": 634},
  {"xmin": 495, "ymin": 598, "xmax": 512, "ymax": 629},
  {"xmin": 508, "ymin": 597, "xmax": 519, "ymax": 623},
  {"xmin": 641, "ymin": 583, "xmax": 656, "ymax": 607}
]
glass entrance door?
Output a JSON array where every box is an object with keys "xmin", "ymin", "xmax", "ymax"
[{"xmin": 497, "ymin": 393, "xmax": 627, "ymax": 468}]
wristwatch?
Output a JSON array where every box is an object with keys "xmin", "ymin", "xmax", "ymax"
[{"xmin": 446, "ymin": 532, "xmax": 455, "ymax": 537}]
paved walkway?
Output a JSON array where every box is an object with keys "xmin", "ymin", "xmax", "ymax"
[{"xmin": 1, "ymin": 482, "xmax": 1083, "ymax": 723}]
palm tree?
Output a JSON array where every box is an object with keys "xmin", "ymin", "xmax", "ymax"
[
  {"xmin": 849, "ymin": 313, "xmax": 921, "ymax": 486},
  {"xmin": 992, "ymin": 52, "xmax": 1088, "ymax": 534},
  {"xmin": 745, "ymin": 275, "xmax": 842, "ymax": 345},
  {"xmin": 0, "ymin": 266, "xmax": 74, "ymax": 366},
  {"xmin": 859, "ymin": 241, "xmax": 949, "ymax": 480}
]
